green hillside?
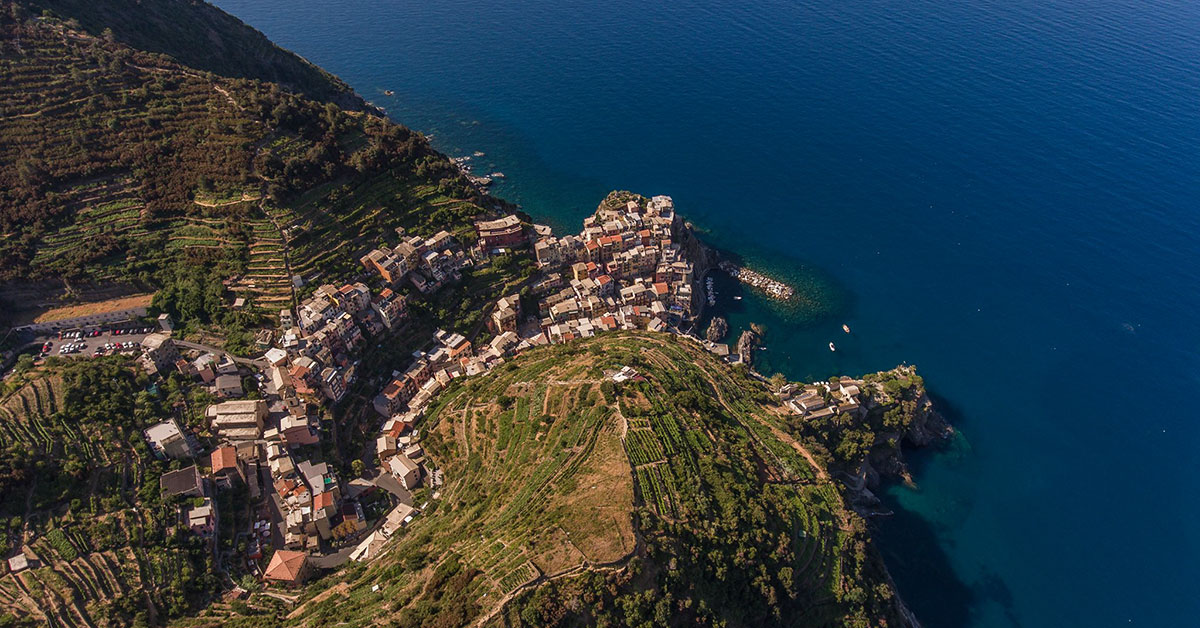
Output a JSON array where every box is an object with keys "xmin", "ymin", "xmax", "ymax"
[
  {"xmin": 0, "ymin": 359, "xmax": 222, "ymax": 627},
  {"xmin": 287, "ymin": 333, "xmax": 905, "ymax": 628},
  {"xmin": 0, "ymin": 3, "xmax": 505, "ymax": 329}
]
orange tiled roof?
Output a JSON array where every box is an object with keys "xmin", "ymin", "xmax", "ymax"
[
  {"xmin": 210, "ymin": 446, "xmax": 238, "ymax": 473},
  {"xmin": 263, "ymin": 550, "xmax": 308, "ymax": 582}
]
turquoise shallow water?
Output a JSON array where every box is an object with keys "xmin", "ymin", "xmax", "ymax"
[{"xmin": 215, "ymin": 1, "xmax": 1200, "ymax": 625}]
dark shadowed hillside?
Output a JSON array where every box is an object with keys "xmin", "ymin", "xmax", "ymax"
[{"xmin": 16, "ymin": 0, "xmax": 363, "ymax": 109}]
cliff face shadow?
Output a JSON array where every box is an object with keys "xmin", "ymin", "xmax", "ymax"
[
  {"xmin": 875, "ymin": 386, "xmax": 981, "ymax": 627},
  {"xmin": 876, "ymin": 481, "xmax": 976, "ymax": 627}
]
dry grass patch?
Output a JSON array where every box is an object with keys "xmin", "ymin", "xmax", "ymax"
[{"xmin": 31, "ymin": 293, "xmax": 154, "ymax": 323}]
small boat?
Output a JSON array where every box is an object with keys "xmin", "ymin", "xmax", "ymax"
[
  {"xmin": 829, "ymin": 342, "xmax": 836, "ymax": 352},
  {"xmin": 733, "ymin": 296, "xmax": 742, "ymax": 300},
  {"xmin": 842, "ymin": 324, "xmax": 851, "ymax": 334},
  {"xmin": 383, "ymin": 89, "xmax": 395, "ymax": 96}
]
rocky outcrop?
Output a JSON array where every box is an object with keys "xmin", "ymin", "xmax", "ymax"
[
  {"xmin": 904, "ymin": 392, "xmax": 953, "ymax": 447},
  {"xmin": 706, "ymin": 317, "xmax": 728, "ymax": 343},
  {"xmin": 736, "ymin": 329, "xmax": 758, "ymax": 365}
]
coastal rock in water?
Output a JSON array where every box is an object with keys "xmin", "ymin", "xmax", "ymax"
[
  {"xmin": 736, "ymin": 329, "xmax": 758, "ymax": 365},
  {"xmin": 706, "ymin": 316, "xmax": 729, "ymax": 343}
]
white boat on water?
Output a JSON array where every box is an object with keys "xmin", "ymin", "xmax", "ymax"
[
  {"xmin": 733, "ymin": 296, "xmax": 742, "ymax": 300},
  {"xmin": 842, "ymin": 324, "xmax": 851, "ymax": 333},
  {"xmin": 829, "ymin": 342, "xmax": 836, "ymax": 352}
]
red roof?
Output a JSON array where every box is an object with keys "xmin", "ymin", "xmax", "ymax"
[
  {"xmin": 210, "ymin": 446, "xmax": 238, "ymax": 473},
  {"xmin": 382, "ymin": 379, "xmax": 404, "ymax": 400},
  {"xmin": 263, "ymin": 550, "xmax": 308, "ymax": 582},
  {"xmin": 313, "ymin": 492, "xmax": 334, "ymax": 510},
  {"xmin": 653, "ymin": 282, "xmax": 669, "ymax": 295}
]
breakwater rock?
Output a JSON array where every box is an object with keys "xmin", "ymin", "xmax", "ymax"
[{"xmin": 718, "ymin": 260, "xmax": 794, "ymax": 300}]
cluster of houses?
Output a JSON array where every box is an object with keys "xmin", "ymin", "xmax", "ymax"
[
  {"xmin": 138, "ymin": 280, "xmax": 419, "ymax": 582},
  {"xmin": 131, "ymin": 200, "xmax": 714, "ymax": 586},
  {"xmin": 370, "ymin": 327, "xmax": 531, "ymax": 419},
  {"xmin": 780, "ymin": 377, "xmax": 867, "ymax": 422},
  {"xmin": 529, "ymin": 195, "xmax": 696, "ymax": 344},
  {"xmin": 359, "ymin": 227, "xmax": 474, "ymax": 294},
  {"xmin": 363, "ymin": 197, "xmax": 709, "ymax": 501}
]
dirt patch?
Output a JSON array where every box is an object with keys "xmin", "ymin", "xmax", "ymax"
[
  {"xmin": 32, "ymin": 293, "xmax": 154, "ymax": 323},
  {"xmin": 548, "ymin": 423, "xmax": 634, "ymax": 565}
]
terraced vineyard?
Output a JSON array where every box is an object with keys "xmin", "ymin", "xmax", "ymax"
[
  {"xmin": 0, "ymin": 10, "xmax": 502, "ymax": 334},
  {"xmin": 0, "ymin": 360, "xmax": 219, "ymax": 627},
  {"xmin": 289, "ymin": 332, "xmax": 905, "ymax": 627}
]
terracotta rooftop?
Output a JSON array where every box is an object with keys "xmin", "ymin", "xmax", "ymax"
[
  {"xmin": 210, "ymin": 446, "xmax": 238, "ymax": 473},
  {"xmin": 263, "ymin": 550, "xmax": 308, "ymax": 582}
]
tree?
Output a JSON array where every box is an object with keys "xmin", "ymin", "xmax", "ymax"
[
  {"xmin": 13, "ymin": 354, "xmax": 34, "ymax": 374},
  {"xmin": 351, "ymin": 459, "xmax": 365, "ymax": 478}
]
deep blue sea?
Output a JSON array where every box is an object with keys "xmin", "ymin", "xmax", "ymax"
[{"xmin": 214, "ymin": 1, "xmax": 1200, "ymax": 625}]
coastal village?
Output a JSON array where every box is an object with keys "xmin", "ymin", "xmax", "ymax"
[
  {"xmin": 1, "ymin": 191, "xmax": 832, "ymax": 594},
  {"xmin": 0, "ymin": 4, "xmax": 959, "ymax": 623}
]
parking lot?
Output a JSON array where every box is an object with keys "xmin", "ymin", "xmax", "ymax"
[{"xmin": 37, "ymin": 325, "xmax": 154, "ymax": 360}]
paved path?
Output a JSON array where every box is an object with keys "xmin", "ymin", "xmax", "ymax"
[
  {"xmin": 174, "ymin": 340, "xmax": 268, "ymax": 368},
  {"xmin": 368, "ymin": 469, "xmax": 414, "ymax": 505},
  {"xmin": 309, "ymin": 545, "xmax": 356, "ymax": 569}
]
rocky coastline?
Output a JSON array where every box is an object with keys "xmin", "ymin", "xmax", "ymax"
[{"xmin": 847, "ymin": 380, "xmax": 954, "ymax": 518}]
